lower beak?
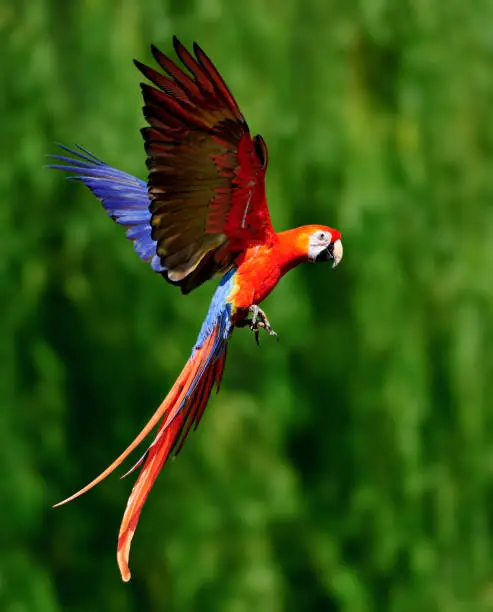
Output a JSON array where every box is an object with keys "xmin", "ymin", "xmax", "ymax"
[{"xmin": 332, "ymin": 239, "xmax": 343, "ymax": 268}]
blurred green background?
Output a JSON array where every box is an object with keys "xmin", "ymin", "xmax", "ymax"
[{"xmin": 4, "ymin": 0, "xmax": 493, "ymax": 610}]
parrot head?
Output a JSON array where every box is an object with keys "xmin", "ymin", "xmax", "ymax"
[
  {"xmin": 276, "ymin": 225, "xmax": 343, "ymax": 272},
  {"xmin": 305, "ymin": 226, "xmax": 343, "ymax": 268}
]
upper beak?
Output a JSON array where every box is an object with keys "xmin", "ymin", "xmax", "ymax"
[{"xmin": 332, "ymin": 239, "xmax": 343, "ymax": 268}]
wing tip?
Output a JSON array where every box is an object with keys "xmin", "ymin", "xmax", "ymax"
[
  {"xmin": 150, "ymin": 43, "xmax": 173, "ymax": 68},
  {"xmin": 172, "ymin": 35, "xmax": 182, "ymax": 51},
  {"xmin": 133, "ymin": 58, "xmax": 145, "ymax": 72},
  {"xmin": 48, "ymin": 143, "xmax": 103, "ymax": 168}
]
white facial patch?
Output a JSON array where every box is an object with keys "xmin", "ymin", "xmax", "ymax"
[{"xmin": 308, "ymin": 230, "xmax": 332, "ymax": 262}]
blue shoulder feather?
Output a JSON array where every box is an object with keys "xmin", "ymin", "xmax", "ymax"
[{"xmin": 48, "ymin": 144, "xmax": 164, "ymax": 272}]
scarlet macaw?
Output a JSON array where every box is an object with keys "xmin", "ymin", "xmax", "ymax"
[{"xmin": 50, "ymin": 37, "xmax": 343, "ymax": 581}]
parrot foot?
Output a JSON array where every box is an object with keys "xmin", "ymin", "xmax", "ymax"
[{"xmin": 249, "ymin": 305, "xmax": 278, "ymax": 346}]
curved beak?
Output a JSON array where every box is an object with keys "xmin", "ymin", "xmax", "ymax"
[
  {"xmin": 314, "ymin": 238, "xmax": 343, "ymax": 268},
  {"xmin": 332, "ymin": 239, "xmax": 343, "ymax": 268}
]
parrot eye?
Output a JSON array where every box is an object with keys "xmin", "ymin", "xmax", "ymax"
[{"xmin": 312, "ymin": 230, "xmax": 331, "ymax": 245}]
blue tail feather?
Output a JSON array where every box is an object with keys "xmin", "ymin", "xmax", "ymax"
[{"xmin": 49, "ymin": 144, "xmax": 165, "ymax": 272}]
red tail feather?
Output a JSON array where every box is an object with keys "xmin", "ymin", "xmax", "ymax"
[
  {"xmin": 53, "ymin": 323, "xmax": 228, "ymax": 582},
  {"xmin": 117, "ymin": 329, "xmax": 227, "ymax": 581}
]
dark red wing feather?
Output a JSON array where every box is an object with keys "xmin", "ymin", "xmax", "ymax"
[
  {"xmin": 193, "ymin": 42, "xmax": 244, "ymax": 118},
  {"xmin": 135, "ymin": 37, "xmax": 274, "ymax": 293}
]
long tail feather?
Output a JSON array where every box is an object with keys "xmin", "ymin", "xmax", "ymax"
[
  {"xmin": 117, "ymin": 325, "xmax": 228, "ymax": 581},
  {"xmin": 53, "ymin": 317, "xmax": 230, "ymax": 582}
]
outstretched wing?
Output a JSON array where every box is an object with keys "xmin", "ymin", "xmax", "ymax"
[
  {"xmin": 49, "ymin": 145, "xmax": 164, "ymax": 273},
  {"xmin": 135, "ymin": 36, "xmax": 275, "ymax": 293}
]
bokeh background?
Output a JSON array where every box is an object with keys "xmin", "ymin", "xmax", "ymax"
[{"xmin": 4, "ymin": 0, "xmax": 493, "ymax": 610}]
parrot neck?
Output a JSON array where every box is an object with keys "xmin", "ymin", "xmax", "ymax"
[{"xmin": 275, "ymin": 228, "xmax": 310, "ymax": 275}]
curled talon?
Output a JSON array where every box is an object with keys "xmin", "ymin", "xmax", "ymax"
[{"xmin": 248, "ymin": 304, "xmax": 278, "ymax": 345}]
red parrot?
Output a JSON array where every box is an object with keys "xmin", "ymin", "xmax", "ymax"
[{"xmin": 50, "ymin": 37, "xmax": 343, "ymax": 581}]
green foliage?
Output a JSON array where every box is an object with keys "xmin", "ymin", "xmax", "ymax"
[{"xmin": 3, "ymin": 0, "xmax": 493, "ymax": 610}]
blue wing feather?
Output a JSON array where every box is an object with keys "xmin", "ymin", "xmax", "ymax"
[{"xmin": 49, "ymin": 144, "xmax": 165, "ymax": 272}]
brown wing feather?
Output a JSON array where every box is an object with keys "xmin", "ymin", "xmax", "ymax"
[{"xmin": 135, "ymin": 37, "xmax": 275, "ymax": 293}]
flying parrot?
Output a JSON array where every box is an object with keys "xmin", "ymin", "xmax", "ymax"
[{"xmin": 50, "ymin": 37, "xmax": 343, "ymax": 582}]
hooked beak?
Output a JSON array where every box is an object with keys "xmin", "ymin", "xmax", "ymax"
[
  {"xmin": 315, "ymin": 238, "xmax": 343, "ymax": 268},
  {"xmin": 331, "ymin": 239, "xmax": 343, "ymax": 268}
]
